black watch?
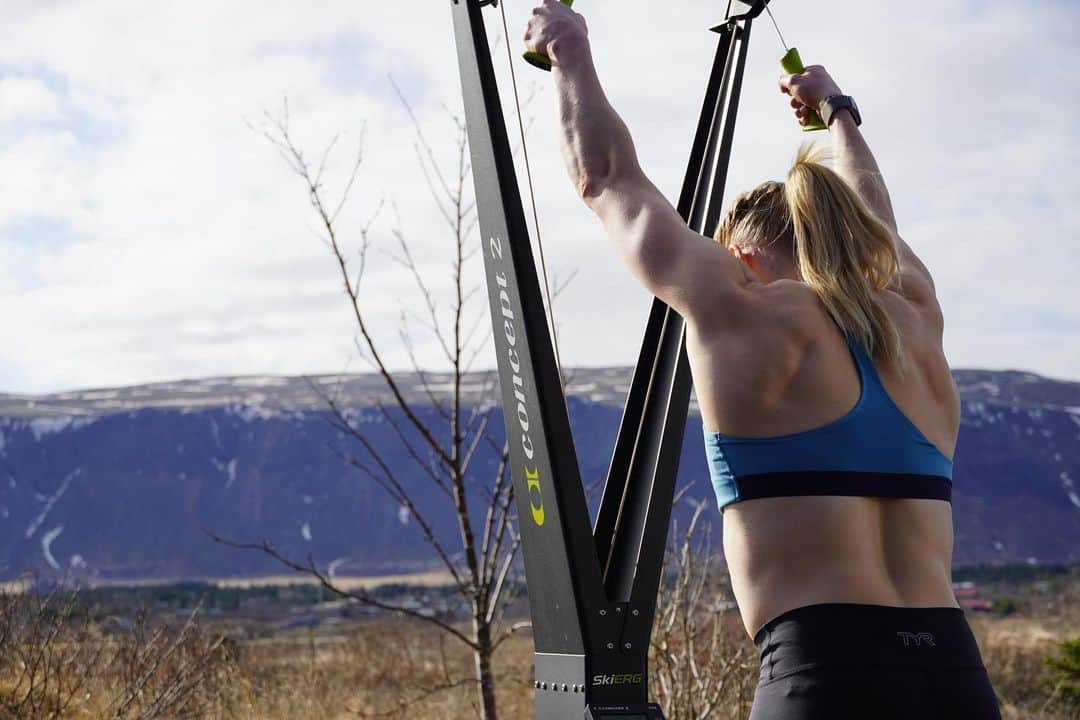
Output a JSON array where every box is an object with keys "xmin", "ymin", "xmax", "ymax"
[{"xmin": 820, "ymin": 95, "xmax": 862, "ymax": 127}]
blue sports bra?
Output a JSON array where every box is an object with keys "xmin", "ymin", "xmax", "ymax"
[{"xmin": 703, "ymin": 334, "xmax": 953, "ymax": 510}]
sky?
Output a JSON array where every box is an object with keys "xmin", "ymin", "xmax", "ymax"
[{"xmin": 0, "ymin": 0, "xmax": 1077, "ymax": 394}]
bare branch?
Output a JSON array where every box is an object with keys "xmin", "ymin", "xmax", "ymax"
[
  {"xmin": 371, "ymin": 398, "xmax": 452, "ymax": 498},
  {"xmin": 390, "ymin": 75, "xmax": 458, "ymax": 216},
  {"xmin": 399, "ymin": 312, "xmax": 452, "ymax": 423},
  {"xmin": 259, "ymin": 103, "xmax": 458, "ymax": 473},
  {"xmin": 206, "ymin": 532, "xmax": 476, "ymax": 648},
  {"xmin": 485, "ymin": 533, "xmax": 521, "ymax": 628},
  {"xmin": 481, "ymin": 450, "xmax": 516, "ymax": 594},
  {"xmin": 551, "ymin": 267, "xmax": 580, "ymax": 300},
  {"xmin": 330, "ymin": 448, "xmax": 464, "ymax": 593},
  {"xmin": 478, "ymin": 442, "xmax": 511, "ymax": 585},
  {"xmin": 459, "ymin": 410, "xmax": 491, "ymax": 479},
  {"xmin": 386, "ymin": 206, "xmax": 455, "ymax": 363},
  {"xmin": 319, "ymin": 408, "xmax": 465, "ymax": 591},
  {"xmin": 314, "ymin": 131, "xmax": 342, "ymax": 191}
]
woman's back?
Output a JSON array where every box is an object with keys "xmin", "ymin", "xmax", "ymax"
[{"xmin": 686, "ymin": 277, "xmax": 961, "ymax": 637}]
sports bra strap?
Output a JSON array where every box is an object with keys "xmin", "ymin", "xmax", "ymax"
[{"xmin": 844, "ymin": 332, "xmax": 883, "ymax": 394}]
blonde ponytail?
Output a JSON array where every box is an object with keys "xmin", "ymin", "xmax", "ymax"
[
  {"xmin": 784, "ymin": 143, "xmax": 901, "ymax": 364},
  {"xmin": 714, "ymin": 143, "xmax": 902, "ymax": 365}
]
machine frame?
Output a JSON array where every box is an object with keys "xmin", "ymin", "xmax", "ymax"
[{"xmin": 450, "ymin": 1, "xmax": 765, "ymax": 715}]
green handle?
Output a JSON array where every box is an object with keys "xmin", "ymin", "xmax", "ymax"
[
  {"xmin": 523, "ymin": 0, "xmax": 574, "ymax": 71},
  {"xmin": 780, "ymin": 47, "xmax": 827, "ymax": 132}
]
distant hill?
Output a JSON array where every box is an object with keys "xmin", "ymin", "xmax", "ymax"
[{"xmin": 0, "ymin": 367, "xmax": 1077, "ymax": 582}]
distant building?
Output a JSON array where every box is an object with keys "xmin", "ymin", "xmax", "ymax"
[
  {"xmin": 952, "ymin": 581, "xmax": 991, "ymax": 612},
  {"xmin": 958, "ymin": 598, "xmax": 993, "ymax": 612}
]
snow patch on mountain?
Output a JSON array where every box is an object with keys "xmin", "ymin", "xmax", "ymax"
[
  {"xmin": 28, "ymin": 416, "xmax": 98, "ymax": 442},
  {"xmin": 41, "ymin": 526, "xmax": 63, "ymax": 570},
  {"xmin": 958, "ymin": 381, "xmax": 1001, "ymax": 397},
  {"xmin": 424, "ymin": 382, "xmax": 496, "ymax": 395},
  {"xmin": 327, "ymin": 557, "xmax": 347, "ymax": 577},
  {"xmin": 224, "ymin": 403, "xmax": 306, "ymax": 423},
  {"xmin": 25, "ymin": 470, "xmax": 80, "ymax": 539},
  {"xmin": 80, "ymin": 390, "xmax": 118, "ymax": 400},
  {"xmin": 342, "ymin": 408, "xmax": 384, "ymax": 426},
  {"xmin": 226, "ymin": 404, "xmax": 283, "ymax": 422},
  {"xmin": 962, "ymin": 401, "xmax": 1009, "ymax": 427},
  {"xmin": 210, "ymin": 417, "xmax": 222, "ymax": 450},
  {"xmin": 231, "ymin": 377, "xmax": 291, "ymax": 388},
  {"xmin": 212, "ymin": 458, "xmax": 238, "ymax": 488}
]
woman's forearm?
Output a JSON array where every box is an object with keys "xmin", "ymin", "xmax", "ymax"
[
  {"xmin": 552, "ymin": 45, "xmax": 644, "ymax": 202},
  {"xmin": 830, "ymin": 112, "xmax": 898, "ymax": 233}
]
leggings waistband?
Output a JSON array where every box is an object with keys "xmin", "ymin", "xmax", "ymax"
[{"xmin": 754, "ymin": 603, "xmax": 986, "ymax": 683}]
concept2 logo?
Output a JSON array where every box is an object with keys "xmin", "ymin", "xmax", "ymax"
[
  {"xmin": 490, "ymin": 235, "xmax": 545, "ymax": 528},
  {"xmin": 592, "ymin": 673, "xmax": 644, "ymax": 687},
  {"xmin": 896, "ymin": 631, "xmax": 935, "ymax": 647},
  {"xmin": 525, "ymin": 467, "xmax": 544, "ymax": 526}
]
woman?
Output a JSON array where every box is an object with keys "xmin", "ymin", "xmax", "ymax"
[{"xmin": 524, "ymin": 2, "xmax": 1001, "ymax": 718}]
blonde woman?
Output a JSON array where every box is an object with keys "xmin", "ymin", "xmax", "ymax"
[{"xmin": 525, "ymin": 2, "xmax": 1001, "ymax": 717}]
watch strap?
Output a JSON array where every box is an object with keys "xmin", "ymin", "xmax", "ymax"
[{"xmin": 820, "ymin": 95, "xmax": 861, "ymax": 127}]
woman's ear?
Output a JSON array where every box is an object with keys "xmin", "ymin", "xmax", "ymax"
[{"xmin": 729, "ymin": 245, "xmax": 756, "ymax": 270}]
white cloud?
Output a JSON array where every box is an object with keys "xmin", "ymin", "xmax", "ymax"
[
  {"xmin": 0, "ymin": 0, "xmax": 1076, "ymax": 393},
  {"xmin": 0, "ymin": 75, "xmax": 61, "ymax": 123}
]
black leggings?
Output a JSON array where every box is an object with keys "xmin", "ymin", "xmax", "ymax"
[{"xmin": 749, "ymin": 603, "xmax": 1001, "ymax": 720}]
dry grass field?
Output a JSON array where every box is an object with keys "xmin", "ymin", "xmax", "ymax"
[{"xmin": 2, "ymin": 571, "xmax": 1077, "ymax": 720}]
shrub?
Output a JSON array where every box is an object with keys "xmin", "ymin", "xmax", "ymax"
[
  {"xmin": 992, "ymin": 597, "xmax": 1019, "ymax": 617},
  {"xmin": 1043, "ymin": 636, "xmax": 1080, "ymax": 716}
]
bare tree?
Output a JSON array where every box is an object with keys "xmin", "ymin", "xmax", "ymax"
[
  {"xmin": 650, "ymin": 493, "xmax": 758, "ymax": 719},
  {"xmin": 215, "ymin": 89, "xmax": 541, "ymax": 720}
]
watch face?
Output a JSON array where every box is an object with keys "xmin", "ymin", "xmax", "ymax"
[{"xmin": 848, "ymin": 97, "xmax": 861, "ymax": 125}]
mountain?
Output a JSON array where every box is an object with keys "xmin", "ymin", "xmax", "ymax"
[{"xmin": 0, "ymin": 368, "xmax": 1077, "ymax": 582}]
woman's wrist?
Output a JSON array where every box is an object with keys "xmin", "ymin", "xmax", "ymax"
[
  {"xmin": 550, "ymin": 34, "xmax": 592, "ymax": 70},
  {"xmin": 827, "ymin": 105, "xmax": 859, "ymax": 131}
]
